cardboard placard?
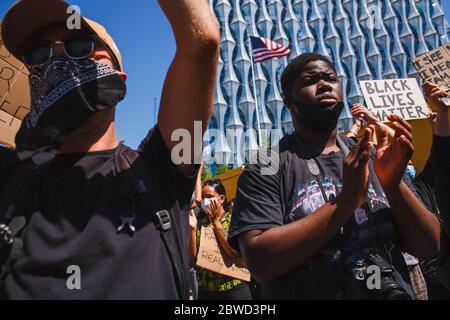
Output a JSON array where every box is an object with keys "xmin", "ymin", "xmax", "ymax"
[
  {"xmin": 412, "ymin": 42, "xmax": 450, "ymax": 106},
  {"xmin": 196, "ymin": 226, "xmax": 251, "ymax": 282},
  {"xmin": 359, "ymin": 78, "xmax": 429, "ymax": 123},
  {"xmin": 0, "ymin": 23, "xmax": 30, "ymax": 147}
]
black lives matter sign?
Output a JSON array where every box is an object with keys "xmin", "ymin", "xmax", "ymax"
[
  {"xmin": 359, "ymin": 79, "xmax": 429, "ymax": 123},
  {"xmin": 0, "ymin": 23, "xmax": 30, "ymax": 147},
  {"xmin": 412, "ymin": 42, "xmax": 450, "ymax": 106}
]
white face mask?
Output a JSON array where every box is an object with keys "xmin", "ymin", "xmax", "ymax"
[{"xmin": 201, "ymin": 198, "xmax": 213, "ymax": 212}]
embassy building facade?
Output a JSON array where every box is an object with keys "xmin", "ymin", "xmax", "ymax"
[{"xmin": 203, "ymin": 0, "xmax": 450, "ymax": 172}]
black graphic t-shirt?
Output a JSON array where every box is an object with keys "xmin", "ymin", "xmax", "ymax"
[
  {"xmin": 229, "ymin": 133, "xmax": 417, "ymax": 300},
  {"xmin": 0, "ymin": 127, "xmax": 197, "ymax": 300}
]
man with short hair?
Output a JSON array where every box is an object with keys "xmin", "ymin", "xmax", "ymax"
[
  {"xmin": 0, "ymin": 0, "xmax": 219, "ymax": 299},
  {"xmin": 228, "ymin": 53, "xmax": 441, "ymax": 299}
]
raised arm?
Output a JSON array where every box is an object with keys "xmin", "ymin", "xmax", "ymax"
[
  {"xmin": 423, "ymin": 83, "xmax": 450, "ymax": 237},
  {"xmin": 157, "ymin": 1, "xmax": 220, "ymax": 175},
  {"xmin": 423, "ymin": 82, "xmax": 450, "ymax": 137}
]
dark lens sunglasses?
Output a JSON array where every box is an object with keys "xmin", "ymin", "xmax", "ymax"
[{"xmin": 22, "ymin": 35, "xmax": 104, "ymax": 67}]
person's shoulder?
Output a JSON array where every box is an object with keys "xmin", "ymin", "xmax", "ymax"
[
  {"xmin": 278, "ymin": 132, "xmax": 299, "ymax": 151},
  {"xmin": 137, "ymin": 126, "xmax": 165, "ymax": 155},
  {"xmin": 250, "ymin": 133, "xmax": 297, "ymax": 163},
  {"xmin": 242, "ymin": 133, "xmax": 305, "ymax": 179}
]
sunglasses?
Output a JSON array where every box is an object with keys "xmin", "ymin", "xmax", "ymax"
[{"xmin": 22, "ymin": 34, "xmax": 119, "ymax": 68}]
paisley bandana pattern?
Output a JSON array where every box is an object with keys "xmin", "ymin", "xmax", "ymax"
[
  {"xmin": 26, "ymin": 58, "xmax": 118, "ymax": 128},
  {"xmin": 15, "ymin": 57, "xmax": 126, "ymax": 158}
]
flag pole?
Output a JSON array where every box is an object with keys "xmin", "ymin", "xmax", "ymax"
[{"xmin": 248, "ymin": 36, "xmax": 263, "ymax": 149}]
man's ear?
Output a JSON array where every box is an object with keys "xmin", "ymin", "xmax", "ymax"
[{"xmin": 118, "ymin": 71, "xmax": 128, "ymax": 81}]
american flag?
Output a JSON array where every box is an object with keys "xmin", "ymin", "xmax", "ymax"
[{"xmin": 250, "ymin": 36, "xmax": 291, "ymax": 63}]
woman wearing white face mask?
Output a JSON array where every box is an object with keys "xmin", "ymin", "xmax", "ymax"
[{"xmin": 189, "ymin": 179, "xmax": 252, "ymax": 300}]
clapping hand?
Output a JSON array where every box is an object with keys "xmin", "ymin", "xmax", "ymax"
[{"xmin": 373, "ymin": 114, "xmax": 414, "ymax": 189}]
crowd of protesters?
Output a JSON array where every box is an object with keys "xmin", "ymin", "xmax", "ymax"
[
  {"xmin": 0, "ymin": 0, "xmax": 449, "ymax": 300},
  {"xmin": 190, "ymin": 55, "xmax": 450, "ymax": 300}
]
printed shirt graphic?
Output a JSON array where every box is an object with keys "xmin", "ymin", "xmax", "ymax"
[
  {"xmin": 286, "ymin": 173, "xmax": 391, "ymax": 266},
  {"xmin": 196, "ymin": 211, "xmax": 244, "ymax": 292},
  {"xmin": 229, "ymin": 133, "xmax": 415, "ymax": 299}
]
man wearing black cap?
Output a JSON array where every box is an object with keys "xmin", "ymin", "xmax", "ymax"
[
  {"xmin": 0, "ymin": 0, "xmax": 219, "ymax": 299},
  {"xmin": 228, "ymin": 53, "xmax": 440, "ymax": 299}
]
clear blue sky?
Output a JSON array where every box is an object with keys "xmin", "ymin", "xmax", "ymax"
[{"xmin": 1, "ymin": 0, "xmax": 450, "ymax": 148}]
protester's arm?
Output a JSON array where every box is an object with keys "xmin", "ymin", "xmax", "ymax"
[
  {"xmin": 189, "ymin": 163, "xmax": 204, "ymax": 264},
  {"xmin": 157, "ymin": 0, "xmax": 220, "ymax": 175},
  {"xmin": 189, "ymin": 210, "xmax": 198, "ymax": 264},
  {"xmin": 374, "ymin": 115, "xmax": 440, "ymax": 259},
  {"xmin": 423, "ymin": 82, "xmax": 450, "ymax": 236},
  {"xmin": 423, "ymin": 82, "xmax": 450, "ymax": 137},
  {"xmin": 213, "ymin": 221, "xmax": 239, "ymax": 260},
  {"xmin": 237, "ymin": 128, "xmax": 375, "ymax": 281},
  {"xmin": 433, "ymin": 134, "xmax": 450, "ymax": 237},
  {"xmin": 194, "ymin": 161, "xmax": 204, "ymax": 205},
  {"xmin": 240, "ymin": 194, "xmax": 362, "ymax": 281}
]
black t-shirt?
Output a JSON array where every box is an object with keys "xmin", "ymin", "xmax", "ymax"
[
  {"xmin": 229, "ymin": 133, "xmax": 417, "ymax": 300},
  {"xmin": 0, "ymin": 127, "xmax": 197, "ymax": 300},
  {"xmin": 413, "ymin": 135, "xmax": 450, "ymax": 299},
  {"xmin": 431, "ymin": 135, "xmax": 450, "ymax": 237},
  {"xmin": 413, "ymin": 135, "xmax": 450, "ymax": 217}
]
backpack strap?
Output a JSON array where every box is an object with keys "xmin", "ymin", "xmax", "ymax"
[
  {"xmin": 114, "ymin": 144, "xmax": 189, "ymax": 300},
  {"xmin": 336, "ymin": 134, "xmax": 351, "ymax": 157},
  {"xmin": 0, "ymin": 160, "xmax": 44, "ymax": 282}
]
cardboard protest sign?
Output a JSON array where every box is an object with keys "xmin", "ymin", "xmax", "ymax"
[
  {"xmin": 412, "ymin": 42, "xmax": 450, "ymax": 106},
  {"xmin": 0, "ymin": 23, "xmax": 30, "ymax": 147},
  {"xmin": 359, "ymin": 78, "xmax": 429, "ymax": 123},
  {"xmin": 196, "ymin": 226, "xmax": 251, "ymax": 282}
]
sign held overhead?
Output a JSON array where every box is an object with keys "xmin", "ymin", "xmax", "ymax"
[
  {"xmin": 359, "ymin": 78, "xmax": 429, "ymax": 123},
  {"xmin": 412, "ymin": 42, "xmax": 450, "ymax": 106}
]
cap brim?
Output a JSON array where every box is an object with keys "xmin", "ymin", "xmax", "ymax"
[{"xmin": 2, "ymin": 0, "xmax": 78, "ymax": 60}]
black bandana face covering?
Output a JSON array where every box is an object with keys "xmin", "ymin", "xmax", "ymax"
[
  {"xmin": 291, "ymin": 99, "xmax": 345, "ymax": 133},
  {"xmin": 15, "ymin": 57, "xmax": 126, "ymax": 159}
]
